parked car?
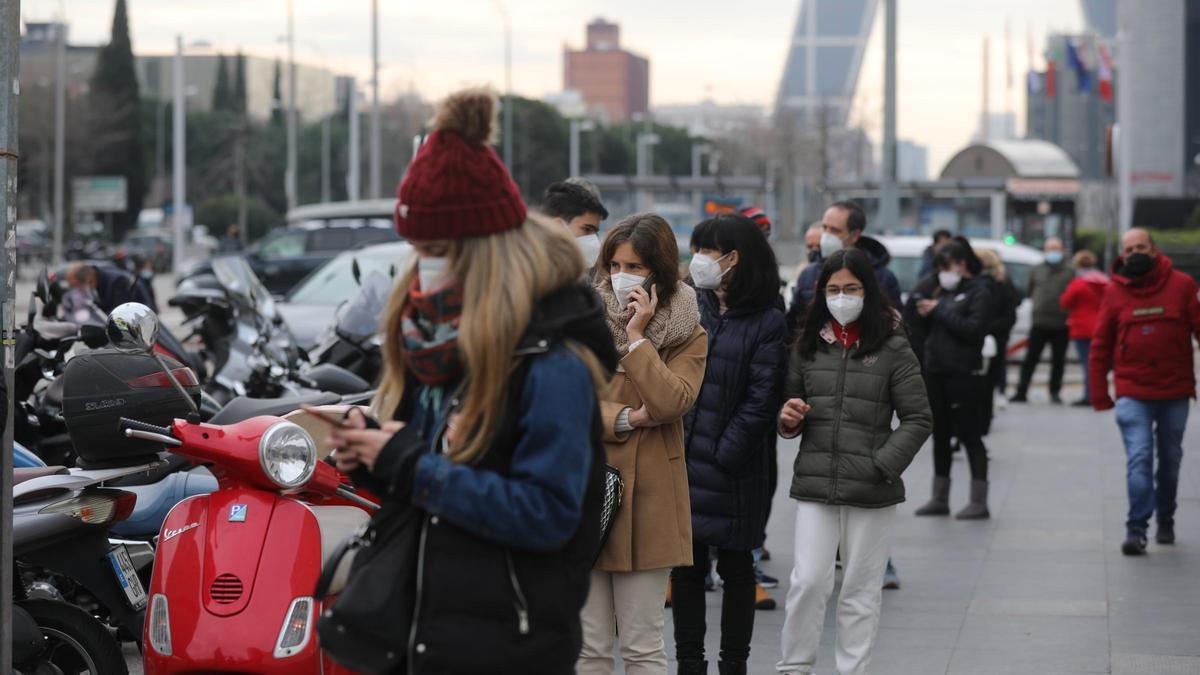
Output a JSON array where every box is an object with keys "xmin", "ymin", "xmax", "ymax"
[
  {"xmin": 277, "ymin": 240, "xmax": 414, "ymax": 351},
  {"xmin": 179, "ymin": 199, "xmax": 400, "ymax": 296},
  {"xmin": 119, "ymin": 228, "xmax": 174, "ymax": 271},
  {"xmin": 16, "ymin": 220, "xmax": 50, "ymax": 267}
]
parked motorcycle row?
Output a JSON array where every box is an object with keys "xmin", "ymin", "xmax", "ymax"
[{"xmin": 10, "ymin": 255, "xmax": 395, "ymax": 673}]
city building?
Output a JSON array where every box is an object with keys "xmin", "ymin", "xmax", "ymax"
[
  {"xmin": 1081, "ymin": 0, "xmax": 1116, "ymax": 38},
  {"xmin": 775, "ymin": 0, "xmax": 878, "ymax": 127},
  {"xmin": 896, "ymin": 140, "xmax": 929, "ymax": 181},
  {"xmin": 974, "ymin": 112, "xmax": 1018, "ymax": 144},
  {"xmin": 563, "ymin": 18, "xmax": 649, "ymax": 124},
  {"xmin": 1025, "ymin": 33, "xmax": 1115, "ymax": 181},
  {"xmin": 137, "ymin": 51, "xmax": 339, "ymax": 123},
  {"xmin": 19, "ymin": 23, "xmax": 99, "ymax": 96},
  {"xmin": 651, "ymin": 100, "xmax": 766, "ymax": 139}
]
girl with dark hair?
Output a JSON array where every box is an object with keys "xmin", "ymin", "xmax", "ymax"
[
  {"xmin": 671, "ymin": 215, "xmax": 787, "ymax": 675},
  {"xmin": 777, "ymin": 249, "xmax": 931, "ymax": 675},
  {"xmin": 580, "ymin": 213, "xmax": 708, "ymax": 675},
  {"xmin": 912, "ymin": 239, "xmax": 996, "ymax": 520}
]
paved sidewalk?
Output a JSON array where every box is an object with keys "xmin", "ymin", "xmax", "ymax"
[{"xmin": 662, "ymin": 394, "xmax": 1200, "ymax": 675}]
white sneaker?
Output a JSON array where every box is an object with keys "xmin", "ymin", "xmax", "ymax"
[{"xmin": 995, "ymin": 393, "xmax": 1008, "ymax": 411}]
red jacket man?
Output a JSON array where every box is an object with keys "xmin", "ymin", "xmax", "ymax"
[{"xmin": 1088, "ymin": 228, "xmax": 1200, "ymax": 556}]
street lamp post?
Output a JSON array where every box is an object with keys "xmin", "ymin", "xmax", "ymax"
[
  {"xmin": 172, "ymin": 35, "xmax": 187, "ymax": 273},
  {"xmin": 494, "ymin": 0, "xmax": 513, "ymax": 169},
  {"xmin": 636, "ymin": 132, "xmax": 660, "ymax": 211},
  {"xmin": 285, "ymin": 0, "xmax": 298, "ymax": 212},
  {"xmin": 369, "ymin": 0, "xmax": 382, "ymax": 199},
  {"xmin": 569, "ymin": 118, "xmax": 595, "ymax": 177},
  {"xmin": 52, "ymin": 10, "xmax": 65, "ymax": 263},
  {"xmin": 347, "ymin": 79, "xmax": 360, "ymax": 201}
]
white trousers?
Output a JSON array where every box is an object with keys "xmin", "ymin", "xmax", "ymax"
[
  {"xmin": 778, "ymin": 501, "xmax": 896, "ymax": 675},
  {"xmin": 577, "ymin": 568, "xmax": 671, "ymax": 675}
]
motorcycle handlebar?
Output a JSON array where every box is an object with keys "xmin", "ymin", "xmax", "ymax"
[{"xmin": 118, "ymin": 417, "xmax": 174, "ymax": 438}]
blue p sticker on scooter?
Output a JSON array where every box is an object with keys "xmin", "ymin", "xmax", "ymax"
[{"xmin": 229, "ymin": 504, "xmax": 248, "ymax": 522}]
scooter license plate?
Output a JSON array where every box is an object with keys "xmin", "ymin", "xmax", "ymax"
[{"xmin": 107, "ymin": 545, "xmax": 148, "ymax": 610}]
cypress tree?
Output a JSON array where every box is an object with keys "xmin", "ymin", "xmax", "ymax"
[
  {"xmin": 88, "ymin": 0, "xmax": 146, "ymax": 235},
  {"xmin": 271, "ymin": 59, "xmax": 284, "ymax": 126},
  {"xmin": 233, "ymin": 51, "xmax": 247, "ymax": 115},
  {"xmin": 212, "ymin": 53, "xmax": 231, "ymax": 112}
]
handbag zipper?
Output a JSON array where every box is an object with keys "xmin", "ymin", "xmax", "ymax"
[{"xmin": 504, "ymin": 549, "xmax": 531, "ymax": 635}]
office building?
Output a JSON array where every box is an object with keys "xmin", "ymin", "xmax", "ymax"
[
  {"xmin": 1025, "ymin": 34, "xmax": 1115, "ymax": 180},
  {"xmin": 775, "ymin": 0, "xmax": 878, "ymax": 127},
  {"xmin": 563, "ymin": 18, "xmax": 650, "ymax": 123}
]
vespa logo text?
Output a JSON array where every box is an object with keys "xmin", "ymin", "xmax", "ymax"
[
  {"xmin": 163, "ymin": 522, "xmax": 200, "ymax": 542},
  {"xmin": 85, "ymin": 398, "xmax": 127, "ymax": 411}
]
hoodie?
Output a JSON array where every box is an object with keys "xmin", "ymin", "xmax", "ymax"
[{"xmin": 1059, "ymin": 269, "xmax": 1110, "ymax": 339}]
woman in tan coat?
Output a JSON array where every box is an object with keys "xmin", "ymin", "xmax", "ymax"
[{"xmin": 578, "ymin": 213, "xmax": 708, "ymax": 675}]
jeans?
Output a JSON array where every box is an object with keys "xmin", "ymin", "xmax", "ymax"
[
  {"xmin": 778, "ymin": 502, "xmax": 895, "ymax": 675},
  {"xmin": 1073, "ymin": 339, "xmax": 1091, "ymax": 402},
  {"xmin": 927, "ymin": 373, "xmax": 989, "ymax": 480},
  {"xmin": 1016, "ymin": 326, "xmax": 1070, "ymax": 397},
  {"xmin": 672, "ymin": 542, "xmax": 756, "ymax": 664},
  {"xmin": 1114, "ymin": 398, "xmax": 1188, "ymax": 537}
]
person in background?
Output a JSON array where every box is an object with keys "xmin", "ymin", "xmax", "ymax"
[
  {"xmin": 65, "ymin": 262, "xmax": 155, "ymax": 315},
  {"xmin": 1089, "ymin": 229, "xmax": 1200, "ymax": 555},
  {"xmin": 310, "ymin": 88, "xmax": 622, "ymax": 673},
  {"xmin": 918, "ymin": 229, "xmax": 953, "ymax": 278},
  {"xmin": 804, "ymin": 224, "xmax": 824, "ymax": 263},
  {"xmin": 218, "ymin": 223, "xmax": 244, "ymax": 253},
  {"xmin": 787, "ymin": 204, "xmax": 901, "ymax": 335},
  {"xmin": 1060, "ymin": 250, "xmax": 1109, "ymax": 407},
  {"xmin": 912, "ymin": 240, "xmax": 995, "ymax": 520},
  {"xmin": 580, "ymin": 213, "xmax": 708, "ymax": 675},
  {"xmin": 777, "ymin": 248, "xmax": 931, "ymax": 675},
  {"xmin": 131, "ymin": 254, "xmax": 159, "ymax": 312},
  {"xmin": 785, "ymin": 224, "xmax": 829, "ymax": 336},
  {"xmin": 1011, "ymin": 237, "xmax": 1074, "ymax": 404},
  {"xmin": 975, "ymin": 248, "xmax": 1018, "ymax": 434},
  {"xmin": 542, "ymin": 178, "xmax": 610, "ymax": 270},
  {"xmin": 673, "ymin": 214, "xmax": 786, "ymax": 675}
]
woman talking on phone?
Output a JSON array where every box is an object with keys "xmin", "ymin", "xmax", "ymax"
[
  {"xmin": 578, "ymin": 213, "xmax": 708, "ymax": 675},
  {"xmin": 777, "ymin": 249, "xmax": 931, "ymax": 675},
  {"xmin": 325, "ymin": 88, "xmax": 619, "ymax": 674}
]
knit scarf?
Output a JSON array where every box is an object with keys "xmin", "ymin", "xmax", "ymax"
[
  {"xmin": 597, "ymin": 281, "xmax": 701, "ymax": 354},
  {"xmin": 401, "ymin": 279, "xmax": 464, "ymax": 386}
]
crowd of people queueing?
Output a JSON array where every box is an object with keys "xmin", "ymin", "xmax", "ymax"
[{"xmin": 322, "ymin": 87, "xmax": 1199, "ymax": 675}]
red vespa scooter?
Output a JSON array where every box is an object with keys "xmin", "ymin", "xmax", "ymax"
[{"xmin": 104, "ymin": 303, "xmax": 378, "ymax": 673}]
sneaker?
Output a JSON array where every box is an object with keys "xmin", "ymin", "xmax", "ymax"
[
  {"xmin": 1072, "ymin": 399, "xmax": 1091, "ymax": 407},
  {"xmin": 756, "ymin": 568, "xmax": 779, "ymax": 589},
  {"xmin": 1050, "ymin": 394, "xmax": 1063, "ymax": 404},
  {"xmin": 1156, "ymin": 524, "xmax": 1175, "ymax": 545},
  {"xmin": 882, "ymin": 561, "xmax": 901, "ymax": 590},
  {"xmin": 754, "ymin": 583, "xmax": 776, "ymax": 611},
  {"xmin": 1121, "ymin": 533, "xmax": 1148, "ymax": 556},
  {"xmin": 704, "ymin": 566, "xmax": 721, "ymax": 592},
  {"xmin": 1009, "ymin": 393, "xmax": 1028, "ymax": 403},
  {"xmin": 760, "ymin": 548, "xmax": 771, "ymax": 561}
]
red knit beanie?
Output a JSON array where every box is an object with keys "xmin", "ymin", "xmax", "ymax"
[{"xmin": 395, "ymin": 88, "xmax": 527, "ymax": 241}]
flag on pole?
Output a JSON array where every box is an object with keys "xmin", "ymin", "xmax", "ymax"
[
  {"xmin": 1028, "ymin": 71, "xmax": 1044, "ymax": 95},
  {"xmin": 1066, "ymin": 39, "xmax": 1092, "ymax": 93},
  {"xmin": 1046, "ymin": 55, "xmax": 1057, "ymax": 98},
  {"xmin": 1097, "ymin": 41, "xmax": 1114, "ymax": 102}
]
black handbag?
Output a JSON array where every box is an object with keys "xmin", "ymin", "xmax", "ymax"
[
  {"xmin": 597, "ymin": 463, "xmax": 624, "ymax": 560},
  {"xmin": 314, "ymin": 500, "xmax": 423, "ymax": 674}
]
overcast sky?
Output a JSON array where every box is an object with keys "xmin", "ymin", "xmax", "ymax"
[{"xmin": 32, "ymin": 0, "xmax": 1085, "ymax": 172}]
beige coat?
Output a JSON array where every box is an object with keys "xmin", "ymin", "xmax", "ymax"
[{"xmin": 595, "ymin": 325, "xmax": 708, "ymax": 572}]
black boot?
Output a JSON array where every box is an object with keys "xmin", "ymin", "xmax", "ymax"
[
  {"xmin": 678, "ymin": 660, "xmax": 708, "ymax": 675},
  {"xmin": 914, "ymin": 476, "xmax": 951, "ymax": 516},
  {"xmin": 717, "ymin": 662, "xmax": 746, "ymax": 675},
  {"xmin": 955, "ymin": 480, "xmax": 990, "ymax": 520}
]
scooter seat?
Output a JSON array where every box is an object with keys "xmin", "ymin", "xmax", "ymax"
[
  {"xmin": 13, "ymin": 466, "xmax": 68, "ymax": 485},
  {"xmin": 310, "ymin": 505, "xmax": 370, "ymax": 596},
  {"xmin": 207, "ymin": 392, "xmax": 342, "ymax": 426}
]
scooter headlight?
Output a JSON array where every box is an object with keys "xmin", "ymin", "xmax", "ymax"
[{"xmin": 259, "ymin": 422, "xmax": 317, "ymax": 489}]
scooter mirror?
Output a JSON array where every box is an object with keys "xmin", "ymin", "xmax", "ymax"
[
  {"xmin": 352, "ymin": 258, "xmax": 362, "ymax": 286},
  {"xmin": 35, "ymin": 269, "xmax": 51, "ymax": 303},
  {"xmin": 107, "ymin": 303, "xmax": 160, "ymax": 353}
]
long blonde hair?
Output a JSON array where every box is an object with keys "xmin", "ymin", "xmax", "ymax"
[
  {"xmin": 976, "ymin": 247, "xmax": 1006, "ymax": 281},
  {"xmin": 376, "ymin": 213, "xmax": 608, "ymax": 464}
]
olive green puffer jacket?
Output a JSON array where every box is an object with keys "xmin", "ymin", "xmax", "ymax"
[{"xmin": 784, "ymin": 325, "xmax": 932, "ymax": 508}]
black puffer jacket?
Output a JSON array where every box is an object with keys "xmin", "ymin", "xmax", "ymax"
[
  {"xmin": 921, "ymin": 275, "xmax": 994, "ymax": 375},
  {"xmin": 683, "ymin": 290, "xmax": 787, "ymax": 550}
]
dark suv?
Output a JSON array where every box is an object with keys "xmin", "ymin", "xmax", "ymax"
[{"xmin": 182, "ymin": 200, "xmax": 401, "ymax": 295}]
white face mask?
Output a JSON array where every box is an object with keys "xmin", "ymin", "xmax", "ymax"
[
  {"xmin": 689, "ymin": 253, "xmax": 730, "ymax": 290},
  {"xmin": 417, "ymin": 256, "xmax": 453, "ymax": 292},
  {"xmin": 611, "ymin": 272, "xmax": 647, "ymax": 310},
  {"xmin": 820, "ymin": 231, "xmax": 845, "ymax": 259},
  {"xmin": 826, "ymin": 293, "xmax": 864, "ymax": 326},
  {"xmin": 938, "ymin": 270, "xmax": 962, "ymax": 291},
  {"xmin": 575, "ymin": 233, "xmax": 602, "ymax": 268}
]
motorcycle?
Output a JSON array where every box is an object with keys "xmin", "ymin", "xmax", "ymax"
[
  {"xmin": 12, "ymin": 458, "xmax": 163, "ymax": 673},
  {"xmin": 98, "ymin": 303, "xmax": 379, "ymax": 673},
  {"xmin": 170, "ymin": 255, "xmax": 370, "ymax": 404},
  {"xmin": 309, "ymin": 265, "xmax": 393, "ymax": 384}
]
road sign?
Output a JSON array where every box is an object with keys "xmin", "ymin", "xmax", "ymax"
[{"xmin": 72, "ymin": 175, "xmax": 127, "ymax": 213}]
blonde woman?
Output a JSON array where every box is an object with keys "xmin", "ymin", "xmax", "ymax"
[
  {"xmin": 327, "ymin": 89, "xmax": 620, "ymax": 674},
  {"xmin": 579, "ymin": 213, "xmax": 708, "ymax": 675},
  {"xmin": 975, "ymin": 248, "xmax": 1019, "ymax": 429}
]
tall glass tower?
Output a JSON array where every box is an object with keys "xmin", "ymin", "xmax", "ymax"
[{"xmin": 775, "ymin": 0, "xmax": 879, "ymax": 127}]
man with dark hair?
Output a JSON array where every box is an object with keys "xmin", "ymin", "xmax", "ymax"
[
  {"xmin": 541, "ymin": 178, "xmax": 609, "ymax": 267},
  {"xmin": 1090, "ymin": 228, "xmax": 1200, "ymax": 555},
  {"xmin": 786, "ymin": 201, "xmax": 902, "ymax": 331},
  {"xmin": 919, "ymin": 229, "xmax": 954, "ymax": 278}
]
